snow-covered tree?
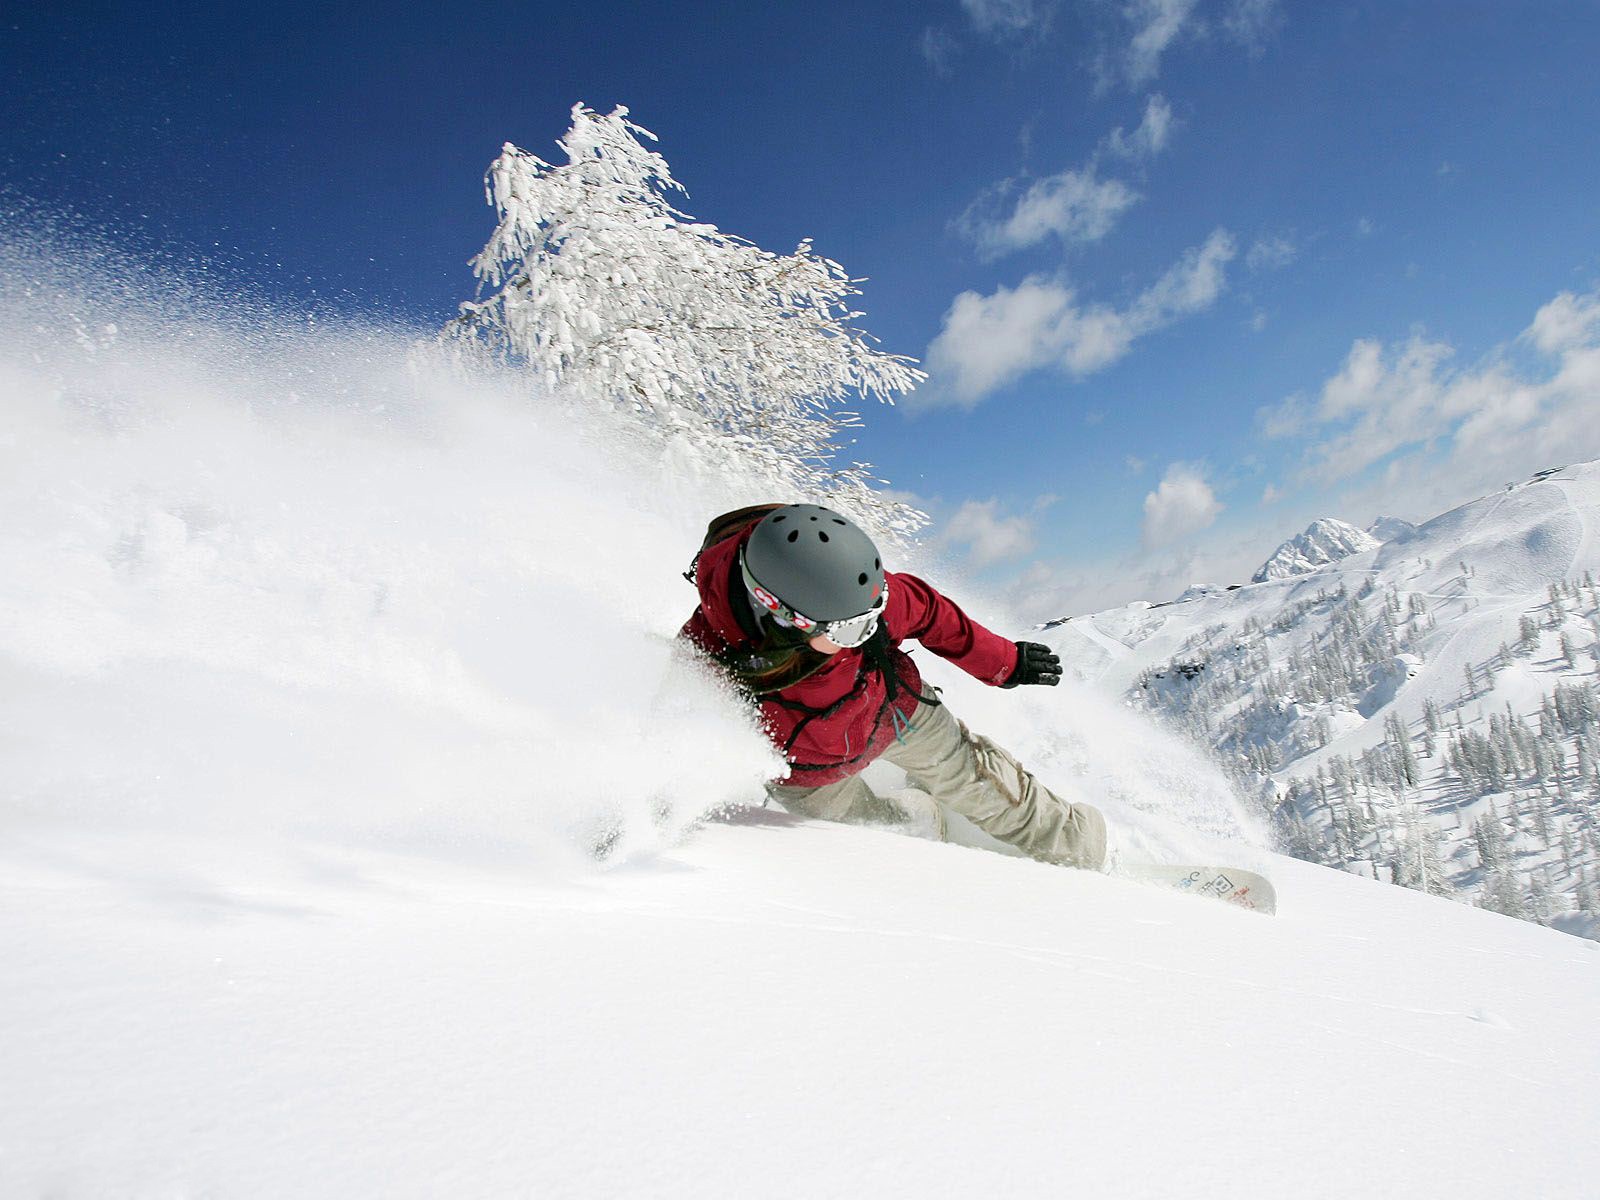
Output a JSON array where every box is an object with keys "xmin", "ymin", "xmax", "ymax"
[
  {"xmin": 1479, "ymin": 870, "xmax": 1528, "ymax": 920},
  {"xmin": 1527, "ymin": 874, "xmax": 1556, "ymax": 925},
  {"xmin": 1560, "ymin": 631, "xmax": 1578, "ymax": 669},
  {"xmin": 445, "ymin": 103, "xmax": 928, "ymax": 540},
  {"xmin": 1518, "ymin": 614, "xmax": 1540, "ymax": 653},
  {"xmin": 1473, "ymin": 809, "xmax": 1511, "ymax": 872},
  {"xmin": 1394, "ymin": 809, "xmax": 1454, "ymax": 897}
]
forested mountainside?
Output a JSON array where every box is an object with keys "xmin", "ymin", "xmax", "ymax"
[{"xmin": 1050, "ymin": 463, "xmax": 1600, "ymax": 938}]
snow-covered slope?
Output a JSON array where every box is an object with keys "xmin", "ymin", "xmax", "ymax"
[
  {"xmin": 1367, "ymin": 514, "xmax": 1418, "ymax": 544},
  {"xmin": 1050, "ymin": 464, "xmax": 1600, "ymax": 934},
  {"xmin": 1251, "ymin": 517, "xmax": 1381, "ymax": 582},
  {"xmin": 7, "ymin": 239, "xmax": 1598, "ymax": 1198},
  {"xmin": 6, "ymin": 813, "xmax": 1600, "ymax": 1198}
]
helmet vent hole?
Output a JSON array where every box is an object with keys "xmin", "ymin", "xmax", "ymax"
[
  {"xmin": 858, "ymin": 572, "xmax": 868, "ymax": 586},
  {"xmin": 810, "ymin": 515, "xmax": 818, "ymax": 521},
  {"xmin": 786, "ymin": 529, "xmax": 799, "ymax": 543},
  {"xmin": 874, "ymin": 558, "xmax": 880, "ymax": 570},
  {"xmin": 772, "ymin": 515, "xmax": 786, "ymax": 523},
  {"xmin": 832, "ymin": 518, "xmax": 846, "ymax": 525},
  {"xmin": 818, "ymin": 531, "xmax": 829, "ymax": 543}
]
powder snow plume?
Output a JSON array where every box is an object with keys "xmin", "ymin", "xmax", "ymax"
[
  {"xmin": 0, "ymin": 227, "xmax": 787, "ymax": 874},
  {"xmin": 0, "ymin": 226, "xmax": 1262, "ymax": 881}
]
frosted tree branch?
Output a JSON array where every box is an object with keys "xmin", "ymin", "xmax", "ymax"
[{"xmin": 443, "ymin": 104, "xmax": 928, "ymax": 543}]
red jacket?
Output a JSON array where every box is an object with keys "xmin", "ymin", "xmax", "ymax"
[{"xmin": 681, "ymin": 524, "xmax": 1020, "ymax": 786}]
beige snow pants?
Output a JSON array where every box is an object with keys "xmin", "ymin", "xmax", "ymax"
[{"xmin": 766, "ymin": 699, "xmax": 1106, "ymax": 871}]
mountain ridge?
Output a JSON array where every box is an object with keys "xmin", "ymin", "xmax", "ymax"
[
  {"xmin": 1049, "ymin": 462, "xmax": 1600, "ymax": 937},
  {"xmin": 1252, "ymin": 517, "xmax": 1381, "ymax": 583}
]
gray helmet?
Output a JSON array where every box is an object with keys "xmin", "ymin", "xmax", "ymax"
[{"xmin": 742, "ymin": 504, "xmax": 885, "ymax": 623}]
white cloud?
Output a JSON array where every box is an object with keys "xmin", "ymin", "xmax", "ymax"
[
  {"xmin": 1123, "ymin": 0, "xmax": 1200, "ymax": 86},
  {"xmin": 1258, "ymin": 284, "xmax": 1600, "ymax": 516},
  {"xmin": 1098, "ymin": 0, "xmax": 1279, "ymax": 90},
  {"xmin": 1132, "ymin": 228, "xmax": 1235, "ymax": 318},
  {"xmin": 1274, "ymin": 335, "xmax": 1459, "ymax": 482},
  {"xmin": 961, "ymin": 96, "xmax": 1174, "ymax": 261},
  {"xmin": 1142, "ymin": 461, "xmax": 1223, "ymax": 547},
  {"xmin": 961, "ymin": 97, "xmax": 1176, "ymax": 259},
  {"xmin": 1104, "ymin": 94, "xmax": 1175, "ymax": 160},
  {"xmin": 942, "ymin": 498, "xmax": 1040, "ymax": 567},
  {"xmin": 1246, "ymin": 234, "xmax": 1297, "ymax": 272},
  {"xmin": 1261, "ymin": 482, "xmax": 1282, "ymax": 505},
  {"xmin": 923, "ymin": 277, "xmax": 1081, "ymax": 403},
  {"xmin": 961, "ymin": 168, "xmax": 1140, "ymax": 257},
  {"xmin": 1355, "ymin": 217, "xmax": 1376, "ymax": 237},
  {"xmin": 1258, "ymin": 392, "xmax": 1309, "ymax": 438},
  {"xmin": 923, "ymin": 229, "xmax": 1236, "ymax": 406},
  {"xmin": 1526, "ymin": 289, "xmax": 1600, "ymax": 354},
  {"xmin": 962, "ymin": 0, "xmax": 1057, "ymax": 38},
  {"xmin": 1222, "ymin": 0, "xmax": 1281, "ymax": 52}
]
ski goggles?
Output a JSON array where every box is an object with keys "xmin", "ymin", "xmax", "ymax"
[
  {"xmin": 817, "ymin": 591, "xmax": 888, "ymax": 649},
  {"xmin": 740, "ymin": 553, "xmax": 888, "ymax": 649}
]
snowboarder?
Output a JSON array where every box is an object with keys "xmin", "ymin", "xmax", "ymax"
[{"xmin": 681, "ymin": 503, "xmax": 1107, "ymax": 869}]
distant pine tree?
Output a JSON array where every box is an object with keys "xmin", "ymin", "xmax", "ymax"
[
  {"xmin": 1480, "ymin": 871, "xmax": 1528, "ymax": 920},
  {"xmin": 1474, "ymin": 809, "xmax": 1511, "ymax": 871}
]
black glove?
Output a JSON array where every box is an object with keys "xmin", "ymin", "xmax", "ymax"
[{"xmin": 1003, "ymin": 641, "xmax": 1062, "ymax": 688}]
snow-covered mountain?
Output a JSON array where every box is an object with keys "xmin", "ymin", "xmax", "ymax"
[
  {"xmin": 1367, "ymin": 514, "xmax": 1419, "ymax": 544},
  {"xmin": 1251, "ymin": 516, "xmax": 1381, "ymax": 582},
  {"xmin": 1050, "ymin": 463, "xmax": 1600, "ymax": 938}
]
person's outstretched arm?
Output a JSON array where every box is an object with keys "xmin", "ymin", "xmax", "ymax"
[{"xmin": 887, "ymin": 572, "xmax": 1020, "ymax": 686}]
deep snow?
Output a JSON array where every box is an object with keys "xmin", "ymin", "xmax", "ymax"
[
  {"xmin": 5, "ymin": 817, "xmax": 1600, "ymax": 1197},
  {"xmin": 4, "ymin": 237, "xmax": 1598, "ymax": 1198}
]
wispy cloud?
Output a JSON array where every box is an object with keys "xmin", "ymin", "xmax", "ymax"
[
  {"xmin": 961, "ymin": 0, "xmax": 1058, "ymax": 39},
  {"xmin": 1258, "ymin": 286, "xmax": 1600, "ymax": 514},
  {"xmin": 1245, "ymin": 233, "xmax": 1297, "ymax": 272},
  {"xmin": 1261, "ymin": 335, "xmax": 1460, "ymax": 482},
  {"xmin": 1527, "ymin": 288, "xmax": 1600, "ymax": 353},
  {"xmin": 1102, "ymin": 0, "xmax": 1281, "ymax": 88},
  {"xmin": 942, "ymin": 498, "xmax": 1043, "ymax": 567},
  {"xmin": 922, "ymin": 229, "xmax": 1237, "ymax": 406},
  {"xmin": 921, "ymin": 1, "xmax": 1057, "ymax": 76},
  {"xmin": 1142, "ymin": 461, "xmax": 1224, "ymax": 547},
  {"xmin": 1122, "ymin": 0, "xmax": 1201, "ymax": 87},
  {"xmin": 959, "ymin": 168, "xmax": 1141, "ymax": 257},
  {"xmin": 1222, "ymin": 0, "xmax": 1282, "ymax": 53},
  {"xmin": 960, "ymin": 95, "xmax": 1179, "ymax": 258},
  {"xmin": 919, "ymin": 25, "xmax": 960, "ymax": 76},
  {"xmin": 1103, "ymin": 94, "xmax": 1176, "ymax": 160}
]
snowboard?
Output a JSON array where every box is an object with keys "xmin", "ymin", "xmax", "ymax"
[{"xmin": 1117, "ymin": 863, "xmax": 1276, "ymax": 915}]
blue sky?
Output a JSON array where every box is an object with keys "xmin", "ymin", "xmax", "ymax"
[{"xmin": 6, "ymin": 1, "xmax": 1600, "ymax": 616}]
